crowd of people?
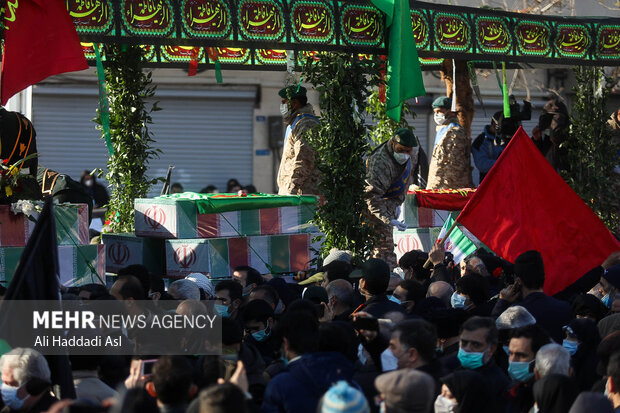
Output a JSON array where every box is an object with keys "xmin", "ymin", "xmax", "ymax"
[{"xmin": 1, "ymin": 247, "xmax": 619, "ymax": 413}]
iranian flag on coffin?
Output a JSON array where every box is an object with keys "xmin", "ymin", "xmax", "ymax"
[
  {"xmin": 0, "ymin": 244, "xmax": 104, "ymax": 287},
  {"xmin": 437, "ymin": 215, "xmax": 477, "ymax": 264},
  {"xmin": 101, "ymin": 233, "xmax": 165, "ymax": 275},
  {"xmin": 165, "ymin": 233, "xmax": 320, "ymax": 278}
]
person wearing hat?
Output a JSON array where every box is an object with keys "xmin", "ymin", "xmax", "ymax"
[
  {"xmin": 276, "ymin": 85, "xmax": 321, "ymax": 195},
  {"xmin": 472, "ymin": 111, "xmax": 505, "ymax": 183},
  {"xmin": 532, "ymin": 97, "xmax": 570, "ymax": 171},
  {"xmin": 365, "ymin": 128, "xmax": 420, "ymax": 269},
  {"xmin": 427, "ymin": 96, "xmax": 473, "ymax": 189},
  {"xmin": 375, "ymin": 368, "xmax": 435, "ymax": 413}
]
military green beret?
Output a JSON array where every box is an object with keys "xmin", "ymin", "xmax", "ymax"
[
  {"xmin": 278, "ymin": 86, "xmax": 307, "ymax": 100},
  {"xmin": 393, "ymin": 128, "xmax": 418, "ymax": 147},
  {"xmin": 432, "ymin": 96, "xmax": 452, "ymax": 109}
]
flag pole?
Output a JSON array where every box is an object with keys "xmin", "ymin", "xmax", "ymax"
[{"xmin": 422, "ymin": 219, "xmax": 459, "ymax": 269}]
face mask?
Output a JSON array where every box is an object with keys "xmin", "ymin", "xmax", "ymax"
[
  {"xmin": 388, "ymin": 295, "xmax": 401, "ymax": 305},
  {"xmin": 1, "ymin": 383, "xmax": 29, "ymax": 410},
  {"xmin": 602, "ymin": 293, "xmax": 613, "ymax": 308},
  {"xmin": 274, "ymin": 300, "xmax": 284, "ymax": 315},
  {"xmin": 508, "ymin": 361, "xmax": 534, "ymax": 382},
  {"xmin": 533, "ymin": 404, "xmax": 539, "ymax": 413},
  {"xmin": 503, "ymin": 345, "xmax": 510, "ymax": 356},
  {"xmin": 280, "ymin": 103, "xmax": 291, "ymax": 118},
  {"xmin": 380, "ymin": 348, "xmax": 399, "ymax": 372},
  {"xmin": 280, "ymin": 352, "xmax": 289, "ymax": 366},
  {"xmin": 434, "ymin": 395, "xmax": 457, "ymax": 413},
  {"xmin": 393, "ymin": 151, "xmax": 410, "ymax": 165},
  {"xmin": 562, "ymin": 339, "xmax": 579, "ymax": 356},
  {"xmin": 242, "ymin": 285, "xmax": 253, "ymax": 297},
  {"xmin": 83, "ymin": 179, "xmax": 94, "ymax": 188},
  {"xmin": 451, "ymin": 292, "xmax": 468, "ymax": 309},
  {"xmin": 214, "ymin": 303, "xmax": 230, "ymax": 317},
  {"xmin": 434, "ymin": 112, "xmax": 446, "ymax": 125},
  {"xmin": 458, "ymin": 347, "xmax": 485, "ymax": 370},
  {"xmin": 251, "ymin": 321, "xmax": 270, "ymax": 342}
]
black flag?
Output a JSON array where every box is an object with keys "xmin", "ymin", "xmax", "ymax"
[{"xmin": 1, "ymin": 198, "xmax": 76, "ymax": 398}]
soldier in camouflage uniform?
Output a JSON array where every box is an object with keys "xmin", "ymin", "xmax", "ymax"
[
  {"xmin": 365, "ymin": 129, "xmax": 419, "ymax": 269},
  {"xmin": 427, "ymin": 97, "xmax": 474, "ymax": 189},
  {"xmin": 276, "ymin": 86, "xmax": 321, "ymax": 195}
]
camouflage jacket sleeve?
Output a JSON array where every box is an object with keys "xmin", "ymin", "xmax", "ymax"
[
  {"xmin": 287, "ymin": 117, "xmax": 318, "ymax": 195},
  {"xmin": 365, "ymin": 146, "xmax": 396, "ymax": 225}
]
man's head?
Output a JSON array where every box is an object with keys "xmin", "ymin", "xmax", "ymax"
[
  {"xmin": 185, "ymin": 273, "xmax": 214, "ymax": 300},
  {"xmin": 0, "ymin": 348, "xmax": 51, "ymax": 411},
  {"xmin": 242, "ymin": 299, "xmax": 274, "ymax": 342},
  {"xmin": 276, "ymin": 310, "xmax": 319, "ymax": 360},
  {"xmin": 110, "ymin": 275, "xmax": 146, "ymax": 315},
  {"xmin": 170, "ymin": 183, "xmax": 184, "ymax": 194},
  {"xmin": 390, "ymin": 128, "xmax": 417, "ymax": 165},
  {"xmin": 509, "ymin": 325, "xmax": 551, "ymax": 364},
  {"xmin": 214, "ymin": 280, "xmax": 243, "ymax": 318},
  {"xmin": 427, "ymin": 281, "xmax": 454, "ymax": 308},
  {"xmin": 392, "ymin": 280, "xmax": 425, "ymax": 314},
  {"xmin": 320, "ymin": 260, "xmax": 352, "ymax": 287},
  {"xmin": 232, "ymin": 265, "xmax": 263, "ymax": 294},
  {"xmin": 169, "ymin": 279, "xmax": 200, "ymax": 301},
  {"xmin": 278, "ymin": 86, "xmax": 308, "ymax": 120},
  {"xmin": 375, "ymin": 369, "xmax": 435, "ymax": 413},
  {"xmin": 459, "ymin": 316, "xmax": 498, "ymax": 368},
  {"xmin": 398, "ymin": 250, "xmax": 430, "ymax": 283},
  {"xmin": 249, "ymin": 285, "xmax": 280, "ymax": 310},
  {"xmin": 117, "ymin": 264, "xmax": 150, "ymax": 298},
  {"xmin": 432, "ymin": 96, "xmax": 455, "ymax": 125},
  {"xmin": 146, "ymin": 356, "xmax": 196, "ymax": 406},
  {"xmin": 606, "ymin": 351, "xmax": 620, "ymax": 408},
  {"xmin": 326, "ymin": 279, "xmax": 355, "ymax": 314},
  {"xmin": 515, "ymin": 250, "xmax": 545, "ymax": 291},
  {"xmin": 454, "ymin": 274, "xmax": 489, "ymax": 308},
  {"xmin": 496, "ymin": 305, "xmax": 537, "ymax": 331},
  {"xmin": 534, "ymin": 343, "xmax": 571, "ymax": 379},
  {"xmin": 359, "ymin": 258, "xmax": 390, "ymax": 297},
  {"xmin": 199, "ymin": 383, "xmax": 248, "ymax": 413},
  {"xmin": 389, "ymin": 319, "xmax": 437, "ymax": 369}
]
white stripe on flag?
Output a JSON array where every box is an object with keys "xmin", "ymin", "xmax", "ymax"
[
  {"xmin": 218, "ymin": 211, "xmax": 239, "ymax": 237},
  {"xmin": 438, "ymin": 216, "xmax": 477, "ymax": 264},
  {"xmin": 279, "ymin": 206, "xmax": 300, "ymax": 234},
  {"xmin": 249, "ymin": 236, "xmax": 271, "ymax": 274}
]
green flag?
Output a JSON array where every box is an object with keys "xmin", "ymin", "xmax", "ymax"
[{"xmin": 371, "ymin": 0, "xmax": 426, "ymax": 122}]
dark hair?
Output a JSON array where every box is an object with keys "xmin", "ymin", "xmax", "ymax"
[
  {"xmin": 398, "ymin": 279, "xmax": 426, "ymax": 304},
  {"xmin": 215, "ymin": 280, "xmax": 242, "ymax": 303},
  {"xmin": 233, "ymin": 265, "xmax": 264, "ymax": 287},
  {"xmin": 285, "ymin": 299, "xmax": 320, "ymax": 320},
  {"xmin": 514, "ymin": 250, "xmax": 545, "ymax": 290},
  {"xmin": 69, "ymin": 355, "xmax": 103, "ymax": 371},
  {"xmin": 293, "ymin": 96, "xmax": 308, "ymax": 106},
  {"xmin": 456, "ymin": 274, "xmax": 489, "ymax": 306},
  {"xmin": 319, "ymin": 322, "xmax": 357, "ymax": 363},
  {"xmin": 117, "ymin": 388, "xmax": 158, "ymax": 413},
  {"xmin": 226, "ymin": 179, "xmax": 241, "ymax": 192},
  {"xmin": 244, "ymin": 185, "xmax": 257, "ymax": 193},
  {"xmin": 323, "ymin": 260, "xmax": 352, "ymax": 284},
  {"xmin": 396, "ymin": 319, "xmax": 437, "ymax": 363},
  {"xmin": 361, "ymin": 258, "xmax": 390, "ymax": 295},
  {"xmin": 242, "ymin": 299, "xmax": 274, "ymax": 324},
  {"xmin": 117, "ymin": 265, "xmax": 150, "ymax": 298},
  {"xmin": 0, "ymin": 285, "xmax": 6, "ymax": 296},
  {"xmin": 149, "ymin": 273, "xmax": 165, "ymax": 294},
  {"xmin": 78, "ymin": 284, "xmax": 109, "ymax": 300},
  {"xmin": 151, "ymin": 356, "xmax": 193, "ymax": 405},
  {"xmin": 251, "ymin": 285, "xmax": 279, "ymax": 307},
  {"xmin": 607, "ymin": 351, "xmax": 620, "ymax": 388},
  {"xmin": 115, "ymin": 275, "xmax": 146, "ymax": 300},
  {"xmin": 171, "ymin": 183, "xmax": 184, "ymax": 191},
  {"xmin": 200, "ymin": 383, "xmax": 248, "ymax": 413},
  {"xmin": 461, "ymin": 316, "xmax": 498, "ymax": 345},
  {"xmin": 221, "ymin": 317, "xmax": 243, "ymax": 346},
  {"xmin": 510, "ymin": 325, "xmax": 551, "ymax": 354},
  {"xmin": 275, "ymin": 309, "xmax": 319, "ymax": 355},
  {"xmin": 398, "ymin": 250, "xmax": 430, "ymax": 282}
]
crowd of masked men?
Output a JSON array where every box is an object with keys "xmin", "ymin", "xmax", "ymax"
[{"xmin": 1, "ymin": 245, "xmax": 619, "ymax": 413}]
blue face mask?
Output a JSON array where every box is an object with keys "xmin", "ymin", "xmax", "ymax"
[
  {"xmin": 451, "ymin": 292, "xmax": 468, "ymax": 309},
  {"xmin": 602, "ymin": 293, "xmax": 613, "ymax": 308},
  {"xmin": 458, "ymin": 347, "xmax": 485, "ymax": 370},
  {"xmin": 388, "ymin": 295, "xmax": 401, "ymax": 305},
  {"xmin": 214, "ymin": 303, "xmax": 230, "ymax": 317},
  {"xmin": 562, "ymin": 339, "xmax": 579, "ymax": 356},
  {"xmin": 1, "ymin": 384, "xmax": 29, "ymax": 410},
  {"xmin": 508, "ymin": 361, "xmax": 534, "ymax": 382},
  {"xmin": 251, "ymin": 321, "xmax": 270, "ymax": 342}
]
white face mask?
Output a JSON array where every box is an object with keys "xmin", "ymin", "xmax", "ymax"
[
  {"xmin": 434, "ymin": 112, "xmax": 447, "ymax": 125},
  {"xmin": 434, "ymin": 395, "xmax": 457, "ymax": 413},
  {"xmin": 393, "ymin": 151, "xmax": 410, "ymax": 165},
  {"xmin": 1, "ymin": 383, "xmax": 29, "ymax": 410},
  {"xmin": 280, "ymin": 103, "xmax": 291, "ymax": 118}
]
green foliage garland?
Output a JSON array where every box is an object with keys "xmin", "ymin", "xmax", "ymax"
[
  {"xmin": 302, "ymin": 53, "xmax": 380, "ymax": 261},
  {"xmin": 366, "ymin": 89, "xmax": 415, "ymax": 147},
  {"xmin": 563, "ymin": 67, "xmax": 620, "ymax": 235},
  {"xmin": 96, "ymin": 45, "xmax": 161, "ymax": 233}
]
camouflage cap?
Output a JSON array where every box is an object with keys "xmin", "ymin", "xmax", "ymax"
[
  {"xmin": 432, "ymin": 96, "xmax": 452, "ymax": 109},
  {"xmin": 393, "ymin": 128, "xmax": 418, "ymax": 147},
  {"xmin": 278, "ymin": 85, "xmax": 307, "ymax": 100}
]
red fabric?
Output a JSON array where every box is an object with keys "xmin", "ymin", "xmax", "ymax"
[
  {"xmin": 188, "ymin": 48, "xmax": 199, "ymax": 77},
  {"xmin": 1, "ymin": 0, "xmax": 88, "ymax": 105},
  {"xmin": 412, "ymin": 188, "xmax": 476, "ymax": 210},
  {"xmin": 457, "ymin": 127, "xmax": 620, "ymax": 296}
]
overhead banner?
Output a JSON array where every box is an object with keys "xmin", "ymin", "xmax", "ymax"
[{"xmin": 3, "ymin": 0, "xmax": 620, "ymax": 69}]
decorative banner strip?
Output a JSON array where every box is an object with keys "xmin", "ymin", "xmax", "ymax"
[
  {"xmin": 93, "ymin": 44, "xmax": 114, "ymax": 156},
  {"xmin": 412, "ymin": 188, "xmax": 476, "ymax": 211}
]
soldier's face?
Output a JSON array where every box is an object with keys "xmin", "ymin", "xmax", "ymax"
[{"xmin": 393, "ymin": 142, "xmax": 413, "ymax": 155}]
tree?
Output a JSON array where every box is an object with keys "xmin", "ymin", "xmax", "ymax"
[
  {"xmin": 302, "ymin": 53, "xmax": 380, "ymax": 261},
  {"xmin": 563, "ymin": 66, "xmax": 620, "ymax": 236},
  {"xmin": 95, "ymin": 45, "xmax": 161, "ymax": 233}
]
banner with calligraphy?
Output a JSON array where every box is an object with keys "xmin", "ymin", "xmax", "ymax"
[{"xmin": 4, "ymin": 0, "xmax": 620, "ymax": 69}]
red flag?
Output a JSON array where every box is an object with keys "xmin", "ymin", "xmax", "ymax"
[
  {"xmin": 1, "ymin": 0, "xmax": 88, "ymax": 105},
  {"xmin": 457, "ymin": 127, "xmax": 620, "ymax": 296}
]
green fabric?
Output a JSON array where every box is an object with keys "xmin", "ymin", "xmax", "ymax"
[
  {"xmin": 158, "ymin": 192, "xmax": 318, "ymax": 215},
  {"xmin": 371, "ymin": 0, "xmax": 425, "ymax": 122},
  {"xmin": 502, "ymin": 62, "xmax": 511, "ymax": 118},
  {"xmin": 94, "ymin": 44, "xmax": 113, "ymax": 156}
]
